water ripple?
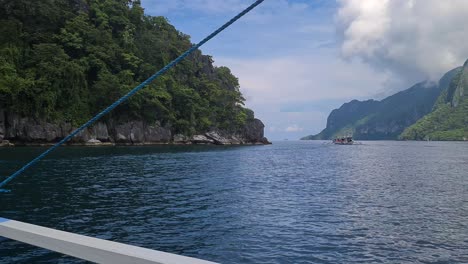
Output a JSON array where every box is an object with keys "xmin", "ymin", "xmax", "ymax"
[{"xmin": 0, "ymin": 141, "xmax": 467, "ymax": 263}]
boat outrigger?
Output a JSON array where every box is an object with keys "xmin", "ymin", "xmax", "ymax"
[{"xmin": 333, "ymin": 136, "xmax": 354, "ymax": 145}]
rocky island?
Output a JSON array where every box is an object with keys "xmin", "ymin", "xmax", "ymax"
[{"xmin": 0, "ymin": 1, "xmax": 269, "ymax": 146}]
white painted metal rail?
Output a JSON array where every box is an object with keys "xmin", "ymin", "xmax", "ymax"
[{"xmin": 0, "ymin": 217, "xmax": 216, "ymax": 264}]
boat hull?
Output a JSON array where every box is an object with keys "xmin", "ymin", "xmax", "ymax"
[{"xmin": 333, "ymin": 142, "xmax": 354, "ymax": 145}]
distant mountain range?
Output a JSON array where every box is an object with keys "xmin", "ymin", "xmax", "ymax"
[{"xmin": 302, "ymin": 59, "xmax": 468, "ymax": 141}]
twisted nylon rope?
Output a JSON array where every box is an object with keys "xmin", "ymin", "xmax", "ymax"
[{"xmin": 0, "ymin": 0, "xmax": 265, "ymax": 192}]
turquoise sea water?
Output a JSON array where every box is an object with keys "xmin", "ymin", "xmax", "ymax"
[{"xmin": 0, "ymin": 141, "xmax": 467, "ymax": 263}]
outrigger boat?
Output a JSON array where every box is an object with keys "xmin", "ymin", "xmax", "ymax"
[{"xmin": 333, "ymin": 136, "xmax": 354, "ymax": 145}]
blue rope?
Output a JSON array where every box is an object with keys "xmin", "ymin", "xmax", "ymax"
[{"xmin": 0, "ymin": 0, "xmax": 265, "ymax": 192}]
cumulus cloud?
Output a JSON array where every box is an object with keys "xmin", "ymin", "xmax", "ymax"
[
  {"xmin": 215, "ymin": 53, "xmax": 389, "ymax": 106},
  {"xmin": 337, "ymin": 0, "xmax": 468, "ymax": 83}
]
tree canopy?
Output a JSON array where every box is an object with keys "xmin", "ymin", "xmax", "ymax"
[{"xmin": 0, "ymin": 0, "xmax": 254, "ymax": 134}]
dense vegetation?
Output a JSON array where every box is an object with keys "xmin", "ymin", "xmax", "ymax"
[
  {"xmin": 400, "ymin": 63, "xmax": 468, "ymax": 140},
  {"xmin": 0, "ymin": 0, "xmax": 254, "ymax": 135}
]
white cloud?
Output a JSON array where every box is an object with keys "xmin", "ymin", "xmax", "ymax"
[
  {"xmin": 215, "ymin": 52, "xmax": 390, "ymax": 107},
  {"xmin": 337, "ymin": 0, "xmax": 468, "ymax": 83},
  {"xmin": 285, "ymin": 125, "xmax": 304, "ymax": 132}
]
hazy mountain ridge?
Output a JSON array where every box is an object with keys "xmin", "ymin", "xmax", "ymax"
[{"xmin": 302, "ymin": 65, "xmax": 464, "ymax": 141}]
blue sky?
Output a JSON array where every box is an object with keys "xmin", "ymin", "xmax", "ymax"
[{"xmin": 139, "ymin": 0, "xmax": 468, "ymax": 140}]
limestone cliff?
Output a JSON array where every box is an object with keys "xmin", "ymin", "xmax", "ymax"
[{"xmin": 0, "ymin": 111, "xmax": 269, "ymax": 146}]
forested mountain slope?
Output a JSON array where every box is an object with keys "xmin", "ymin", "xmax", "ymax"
[{"xmin": 401, "ymin": 60, "xmax": 468, "ymax": 141}]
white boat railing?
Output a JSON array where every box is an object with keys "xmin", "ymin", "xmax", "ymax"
[{"xmin": 0, "ymin": 217, "xmax": 216, "ymax": 264}]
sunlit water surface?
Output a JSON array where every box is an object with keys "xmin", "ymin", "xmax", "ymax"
[{"xmin": 0, "ymin": 141, "xmax": 467, "ymax": 263}]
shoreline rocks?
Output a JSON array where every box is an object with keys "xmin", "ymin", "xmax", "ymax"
[
  {"xmin": 0, "ymin": 111, "xmax": 271, "ymax": 147},
  {"xmin": 0, "ymin": 140, "xmax": 13, "ymax": 147}
]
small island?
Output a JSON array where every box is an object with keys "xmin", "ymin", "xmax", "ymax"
[{"xmin": 0, "ymin": 1, "xmax": 269, "ymax": 146}]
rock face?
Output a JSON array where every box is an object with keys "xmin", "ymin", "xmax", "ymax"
[
  {"xmin": 0, "ymin": 112, "xmax": 172, "ymax": 145},
  {"xmin": 182, "ymin": 119, "xmax": 270, "ymax": 145},
  {"xmin": 107, "ymin": 120, "xmax": 172, "ymax": 144},
  {"xmin": 241, "ymin": 119, "xmax": 270, "ymax": 144},
  {"xmin": 205, "ymin": 131, "xmax": 232, "ymax": 145},
  {"xmin": 301, "ymin": 75, "xmax": 451, "ymax": 140},
  {"xmin": 92, "ymin": 122, "xmax": 110, "ymax": 142},
  {"xmin": 144, "ymin": 123, "xmax": 172, "ymax": 143},
  {"xmin": 0, "ymin": 111, "xmax": 269, "ymax": 145},
  {"xmin": 173, "ymin": 134, "xmax": 190, "ymax": 144},
  {"xmin": 0, "ymin": 110, "xmax": 5, "ymax": 141},
  {"xmin": 191, "ymin": 135, "xmax": 215, "ymax": 144},
  {"xmin": 5, "ymin": 113, "xmax": 63, "ymax": 142},
  {"xmin": 242, "ymin": 119, "xmax": 264, "ymax": 142}
]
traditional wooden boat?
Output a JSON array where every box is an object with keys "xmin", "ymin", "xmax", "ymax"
[{"xmin": 333, "ymin": 136, "xmax": 354, "ymax": 145}]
